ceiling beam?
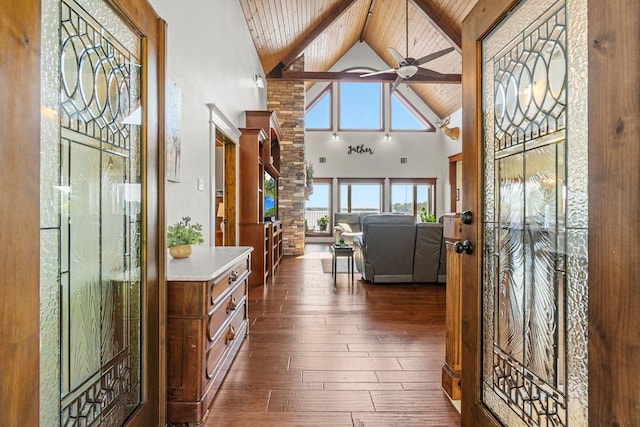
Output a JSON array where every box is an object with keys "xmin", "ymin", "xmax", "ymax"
[
  {"xmin": 273, "ymin": 71, "xmax": 461, "ymax": 84},
  {"xmin": 409, "ymin": 0, "xmax": 461, "ymax": 52},
  {"xmin": 359, "ymin": 0, "xmax": 376, "ymax": 42},
  {"xmin": 267, "ymin": 0, "xmax": 360, "ymax": 78}
]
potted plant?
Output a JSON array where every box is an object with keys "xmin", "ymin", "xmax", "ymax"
[
  {"xmin": 317, "ymin": 215, "xmax": 329, "ymax": 231},
  {"xmin": 305, "ymin": 162, "xmax": 314, "ymax": 187},
  {"xmin": 419, "ymin": 207, "xmax": 437, "ymax": 223},
  {"xmin": 167, "ymin": 216, "xmax": 204, "ymax": 258}
]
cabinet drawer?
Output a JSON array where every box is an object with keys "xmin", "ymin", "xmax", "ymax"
[
  {"xmin": 205, "ymin": 300, "xmax": 247, "ymax": 380},
  {"xmin": 209, "ymin": 257, "xmax": 249, "ymax": 308},
  {"xmin": 207, "ymin": 280, "xmax": 247, "ymax": 343}
]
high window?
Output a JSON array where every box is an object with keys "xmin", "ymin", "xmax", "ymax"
[
  {"xmin": 338, "ymin": 82, "xmax": 382, "ymax": 130},
  {"xmin": 306, "ymin": 81, "xmax": 435, "ymax": 132},
  {"xmin": 390, "ymin": 179, "xmax": 437, "ymax": 220},
  {"xmin": 339, "ymin": 179, "xmax": 383, "ymax": 213},
  {"xmin": 305, "ymin": 85, "xmax": 331, "ymax": 130},
  {"xmin": 390, "ymin": 92, "xmax": 434, "ymax": 131}
]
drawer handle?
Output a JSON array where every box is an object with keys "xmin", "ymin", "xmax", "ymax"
[
  {"xmin": 226, "ymin": 297, "xmax": 237, "ymax": 314},
  {"xmin": 228, "ymin": 269, "xmax": 239, "ymax": 284},
  {"xmin": 225, "ymin": 326, "xmax": 236, "ymax": 345}
]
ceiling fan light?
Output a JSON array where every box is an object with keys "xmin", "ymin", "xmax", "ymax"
[{"xmin": 397, "ymin": 65, "xmax": 418, "ymax": 79}]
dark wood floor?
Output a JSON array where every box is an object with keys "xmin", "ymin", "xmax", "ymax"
[{"xmin": 206, "ymin": 244, "xmax": 461, "ymax": 426}]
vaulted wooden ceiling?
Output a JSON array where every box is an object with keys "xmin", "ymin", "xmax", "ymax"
[{"xmin": 239, "ymin": 0, "xmax": 478, "ymax": 118}]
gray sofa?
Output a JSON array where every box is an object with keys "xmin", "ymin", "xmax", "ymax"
[
  {"xmin": 353, "ymin": 214, "xmax": 446, "ymax": 284},
  {"xmin": 333, "ymin": 212, "xmax": 378, "ymax": 244}
]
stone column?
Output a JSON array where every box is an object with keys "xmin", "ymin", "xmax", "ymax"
[{"xmin": 267, "ymin": 56, "xmax": 305, "ymax": 255}]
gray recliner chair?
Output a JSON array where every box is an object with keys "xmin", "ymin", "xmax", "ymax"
[
  {"xmin": 353, "ymin": 214, "xmax": 417, "ymax": 283},
  {"xmin": 413, "ymin": 222, "xmax": 446, "ymax": 283}
]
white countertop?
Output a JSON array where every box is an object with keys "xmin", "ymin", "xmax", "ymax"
[{"xmin": 167, "ymin": 246, "xmax": 254, "ymax": 281}]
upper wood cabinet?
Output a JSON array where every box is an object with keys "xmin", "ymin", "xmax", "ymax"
[{"xmin": 245, "ymin": 110, "xmax": 282, "ymax": 177}]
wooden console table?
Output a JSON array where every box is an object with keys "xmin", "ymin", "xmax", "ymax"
[{"xmin": 167, "ymin": 246, "xmax": 253, "ymax": 425}]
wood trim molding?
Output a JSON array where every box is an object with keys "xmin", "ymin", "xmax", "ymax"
[{"xmin": 448, "ymin": 152, "xmax": 461, "ymax": 213}]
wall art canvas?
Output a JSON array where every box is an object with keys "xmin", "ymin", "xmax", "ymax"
[{"xmin": 166, "ymin": 81, "xmax": 182, "ymax": 182}]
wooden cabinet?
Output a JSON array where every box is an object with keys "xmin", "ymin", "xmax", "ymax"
[
  {"xmin": 442, "ymin": 213, "xmax": 462, "ymax": 400},
  {"xmin": 270, "ymin": 220, "xmax": 283, "ymax": 275},
  {"xmin": 239, "ymin": 111, "xmax": 283, "ymax": 287},
  {"xmin": 167, "ymin": 247, "xmax": 252, "ymax": 425}
]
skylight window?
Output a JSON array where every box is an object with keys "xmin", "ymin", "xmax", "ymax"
[
  {"xmin": 339, "ymin": 82, "xmax": 381, "ymax": 130},
  {"xmin": 390, "ymin": 92, "xmax": 434, "ymax": 131},
  {"xmin": 305, "ymin": 87, "xmax": 331, "ymax": 130}
]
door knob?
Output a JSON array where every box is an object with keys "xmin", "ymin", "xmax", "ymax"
[
  {"xmin": 453, "ymin": 240, "xmax": 473, "ymax": 255},
  {"xmin": 460, "ymin": 210, "xmax": 473, "ymax": 225}
]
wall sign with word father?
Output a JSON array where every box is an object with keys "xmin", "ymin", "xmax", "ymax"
[{"xmin": 347, "ymin": 144, "xmax": 374, "ymax": 155}]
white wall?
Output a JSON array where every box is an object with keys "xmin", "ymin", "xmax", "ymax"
[
  {"xmin": 148, "ymin": 0, "xmax": 266, "ymax": 244},
  {"xmin": 305, "ymin": 43, "xmax": 462, "ymax": 217}
]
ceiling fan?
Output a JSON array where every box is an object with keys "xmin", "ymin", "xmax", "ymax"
[{"xmin": 361, "ymin": 0, "xmax": 454, "ymax": 91}]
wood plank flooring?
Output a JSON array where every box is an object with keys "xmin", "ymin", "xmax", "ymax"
[{"xmin": 205, "ymin": 244, "xmax": 461, "ymax": 426}]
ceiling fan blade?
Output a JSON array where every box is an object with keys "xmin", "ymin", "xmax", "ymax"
[
  {"xmin": 388, "ymin": 47, "xmax": 406, "ymax": 64},
  {"xmin": 414, "ymin": 67, "xmax": 445, "ymax": 78},
  {"xmin": 390, "ymin": 75, "xmax": 404, "ymax": 92},
  {"xmin": 360, "ymin": 68, "xmax": 396, "ymax": 77},
  {"xmin": 415, "ymin": 47, "xmax": 455, "ymax": 66}
]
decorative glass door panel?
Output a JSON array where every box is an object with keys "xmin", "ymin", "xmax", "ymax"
[
  {"xmin": 481, "ymin": 0, "xmax": 588, "ymax": 425},
  {"xmin": 42, "ymin": 0, "xmax": 144, "ymax": 424}
]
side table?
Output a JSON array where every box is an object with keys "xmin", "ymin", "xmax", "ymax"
[{"xmin": 330, "ymin": 244, "xmax": 354, "ymax": 284}]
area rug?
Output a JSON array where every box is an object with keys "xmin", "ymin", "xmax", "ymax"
[{"xmin": 320, "ymin": 257, "xmax": 353, "ymax": 274}]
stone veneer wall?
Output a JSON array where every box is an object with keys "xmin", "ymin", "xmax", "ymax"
[{"xmin": 268, "ymin": 57, "xmax": 306, "ymax": 255}]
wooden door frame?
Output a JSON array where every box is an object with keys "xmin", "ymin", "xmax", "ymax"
[
  {"xmin": 448, "ymin": 152, "xmax": 462, "ymax": 213},
  {"xmin": 0, "ymin": 0, "xmax": 167, "ymax": 425},
  {"xmin": 461, "ymin": 0, "xmax": 640, "ymax": 425},
  {"xmin": 0, "ymin": 2, "xmax": 42, "ymax": 424},
  {"xmin": 587, "ymin": 1, "xmax": 639, "ymax": 424},
  {"xmin": 460, "ymin": 3, "xmax": 521, "ymax": 425}
]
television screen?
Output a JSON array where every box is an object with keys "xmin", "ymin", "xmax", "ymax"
[{"xmin": 264, "ymin": 172, "xmax": 276, "ymax": 218}]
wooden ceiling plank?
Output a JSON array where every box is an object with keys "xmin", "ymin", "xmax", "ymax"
[
  {"xmin": 267, "ymin": 0, "xmax": 360, "ymax": 77},
  {"xmin": 276, "ymin": 70, "xmax": 461, "ymax": 83},
  {"xmin": 409, "ymin": 0, "xmax": 461, "ymax": 52}
]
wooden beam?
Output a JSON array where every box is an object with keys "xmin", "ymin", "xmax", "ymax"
[
  {"xmin": 267, "ymin": 0, "xmax": 359, "ymax": 77},
  {"xmin": 409, "ymin": 0, "xmax": 461, "ymax": 52},
  {"xmin": 274, "ymin": 70, "xmax": 461, "ymax": 84},
  {"xmin": 359, "ymin": 0, "xmax": 376, "ymax": 42}
]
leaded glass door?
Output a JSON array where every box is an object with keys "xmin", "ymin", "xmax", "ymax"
[
  {"xmin": 461, "ymin": 0, "xmax": 589, "ymax": 425},
  {"xmin": 39, "ymin": 0, "xmax": 163, "ymax": 425}
]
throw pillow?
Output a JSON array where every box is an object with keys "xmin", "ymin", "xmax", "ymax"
[{"xmin": 337, "ymin": 222, "xmax": 352, "ymax": 232}]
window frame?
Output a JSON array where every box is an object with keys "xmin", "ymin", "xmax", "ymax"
[
  {"xmin": 305, "ymin": 84, "xmax": 333, "ymax": 131},
  {"xmin": 389, "ymin": 89, "xmax": 436, "ymax": 132},
  {"xmin": 389, "ymin": 178, "xmax": 438, "ymax": 219},
  {"xmin": 338, "ymin": 80, "xmax": 383, "ymax": 132},
  {"xmin": 304, "ymin": 177, "xmax": 333, "ymax": 236},
  {"xmin": 338, "ymin": 178, "xmax": 385, "ymax": 213}
]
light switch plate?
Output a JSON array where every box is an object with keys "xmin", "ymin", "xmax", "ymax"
[{"xmin": 197, "ymin": 178, "xmax": 204, "ymax": 191}]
